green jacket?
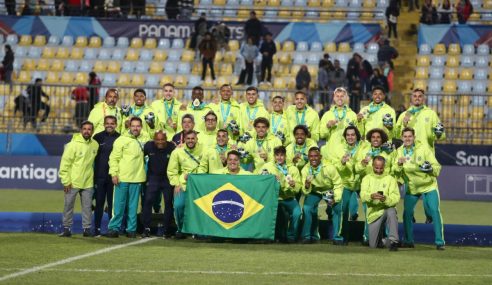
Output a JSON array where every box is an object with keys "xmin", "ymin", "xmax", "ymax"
[
  {"xmin": 392, "ymin": 142, "xmax": 441, "ymax": 195},
  {"xmin": 269, "ymin": 111, "xmax": 292, "ymax": 146},
  {"xmin": 301, "ymin": 162, "xmax": 343, "ymax": 202},
  {"xmin": 178, "ymin": 103, "xmax": 212, "ymax": 133},
  {"xmin": 120, "ymin": 104, "xmax": 155, "ymax": 138},
  {"xmin": 285, "ymin": 138, "xmax": 318, "ymax": 171},
  {"xmin": 239, "ymin": 101, "xmax": 270, "ymax": 135},
  {"xmin": 285, "ymin": 105, "xmax": 320, "ymax": 142},
  {"xmin": 354, "ymin": 141, "xmax": 395, "ymax": 178},
  {"xmin": 358, "ymin": 102, "xmax": 396, "ymax": 140},
  {"xmin": 210, "ymin": 99, "xmax": 241, "ymax": 129},
  {"xmin": 256, "ymin": 161, "xmax": 301, "ymax": 200},
  {"xmin": 319, "ymin": 105, "xmax": 358, "ymax": 149},
  {"xmin": 198, "ymin": 144, "xmax": 234, "ymax": 174},
  {"xmin": 167, "ymin": 143, "xmax": 204, "ymax": 190},
  {"xmin": 360, "ymin": 173, "xmax": 400, "ymax": 223},
  {"xmin": 151, "ymin": 98, "xmax": 182, "ymax": 138},
  {"xmin": 321, "ymin": 138, "xmax": 361, "ymax": 191},
  {"xmin": 88, "ymin": 102, "xmax": 122, "ymax": 135},
  {"xmin": 59, "ymin": 133, "xmax": 99, "ymax": 189},
  {"xmin": 241, "ymin": 133, "xmax": 283, "ymax": 170},
  {"xmin": 197, "ymin": 129, "xmax": 218, "ymax": 149},
  {"xmin": 214, "ymin": 167, "xmax": 253, "ymax": 175},
  {"xmin": 394, "ymin": 105, "xmax": 446, "ymax": 152},
  {"xmin": 109, "ymin": 132, "xmax": 150, "ymax": 183}
]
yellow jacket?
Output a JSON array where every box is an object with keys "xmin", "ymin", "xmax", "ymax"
[
  {"xmin": 88, "ymin": 102, "xmax": 122, "ymax": 135},
  {"xmin": 151, "ymin": 98, "xmax": 182, "ymax": 138},
  {"xmin": 360, "ymin": 173, "xmax": 400, "ymax": 223},
  {"xmin": 167, "ymin": 143, "xmax": 204, "ymax": 190},
  {"xmin": 109, "ymin": 132, "xmax": 150, "ymax": 183}
]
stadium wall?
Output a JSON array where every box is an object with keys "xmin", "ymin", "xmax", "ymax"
[{"xmin": 418, "ymin": 24, "xmax": 492, "ymax": 47}]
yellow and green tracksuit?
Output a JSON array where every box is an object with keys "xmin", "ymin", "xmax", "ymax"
[
  {"xmin": 357, "ymin": 102, "xmax": 396, "ymax": 140},
  {"xmin": 258, "ymin": 161, "xmax": 301, "ymax": 242},
  {"xmin": 214, "ymin": 167, "xmax": 253, "ymax": 175},
  {"xmin": 151, "ymin": 98, "xmax": 182, "ymax": 138},
  {"xmin": 269, "ymin": 111, "xmax": 292, "ymax": 146},
  {"xmin": 285, "ymin": 138, "xmax": 318, "ymax": 171},
  {"xmin": 120, "ymin": 104, "xmax": 155, "ymax": 138},
  {"xmin": 319, "ymin": 105, "xmax": 358, "ymax": 149},
  {"xmin": 354, "ymin": 141, "xmax": 396, "ymax": 178},
  {"xmin": 178, "ymin": 103, "xmax": 212, "ymax": 133},
  {"xmin": 301, "ymin": 162, "xmax": 343, "ymax": 241},
  {"xmin": 88, "ymin": 102, "xmax": 122, "ymax": 135},
  {"xmin": 210, "ymin": 99, "xmax": 241, "ymax": 137},
  {"xmin": 108, "ymin": 132, "xmax": 150, "ymax": 233},
  {"xmin": 241, "ymin": 133, "xmax": 283, "ymax": 171},
  {"xmin": 198, "ymin": 144, "xmax": 235, "ymax": 174},
  {"xmin": 197, "ymin": 129, "xmax": 218, "ymax": 149},
  {"xmin": 360, "ymin": 173, "xmax": 400, "ymax": 224},
  {"xmin": 59, "ymin": 133, "xmax": 99, "ymax": 189},
  {"xmin": 392, "ymin": 142, "xmax": 445, "ymax": 246},
  {"xmin": 394, "ymin": 105, "xmax": 446, "ymax": 153},
  {"xmin": 285, "ymin": 105, "xmax": 320, "ymax": 142},
  {"xmin": 238, "ymin": 101, "xmax": 270, "ymax": 136},
  {"xmin": 167, "ymin": 143, "xmax": 204, "ymax": 232}
]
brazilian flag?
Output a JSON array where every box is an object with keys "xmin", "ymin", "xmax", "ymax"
[{"xmin": 183, "ymin": 174, "xmax": 279, "ymax": 239}]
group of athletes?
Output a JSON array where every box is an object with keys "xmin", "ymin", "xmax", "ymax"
[{"xmin": 58, "ymin": 82, "xmax": 447, "ymax": 251}]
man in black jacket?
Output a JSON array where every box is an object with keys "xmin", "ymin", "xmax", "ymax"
[
  {"xmin": 92, "ymin": 115, "xmax": 120, "ymax": 237},
  {"xmin": 244, "ymin": 11, "xmax": 264, "ymax": 46},
  {"xmin": 172, "ymin": 114, "xmax": 195, "ymax": 146},
  {"xmin": 141, "ymin": 130, "xmax": 176, "ymax": 238},
  {"xmin": 260, "ymin": 33, "xmax": 276, "ymax": 83},
  {"xmin": 26, "ymin": 78, "xmax": 50, "ymax": 129}
]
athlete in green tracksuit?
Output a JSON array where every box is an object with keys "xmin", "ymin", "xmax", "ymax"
[
  {"xmin": 285, "ymin": 91, "xmax": 320, "ymax": 142},
  {"xmin": 319, "ymin": 87, "xmax": 357, "ymax": 150},
  {"xmin": 321, "ymin": 125, "xmax": 362, "ymax": 242},
  {"xmin": 301, "ymin": 147, "xmax": 343, "ymax": 244},
  {"xmin": 151, "ymin": 83, "xmax": 182, "ymax": 139},
  {"xmin": 120, "ymin": 89, "xmax": 155, "ymax": 138},
  {"xmin": 199, "ymin": 129, "xmax": 236, "ymax": 174},
  {"xmin": 178, "ymin": 86, "xmax": 212, "ymax": 133},
  {"xmin": 210, "ymin": 84, "xmax": 241, "ymax": 140},
  {"xmin": 167, "ymin": 130, "xmax": 204, "ymax": 238},
  {"xmin": 286, "ymin": 125, "xmax": 318, "ymax": 172},
  {"xmin": 256, "ymin": 146, "xmax": 302, "ymax": 243},
  {"xmin": 197, "ymin": 111, "xmax": 220, "ymax": 148},
  {"xmin": 216, "ymin": 150, "xmax": 253, "ymax": 175},
  {"xmin": 392, "ymin": 127, "xmax": 445, "ymax": 250},
  {"xmin": 238, "ymin": 87, "xmax": 270, "ymax": 136},
  {"xmin": 88, "ymin": 88, "xmax": 122, "ymax": 135},
  {"xmin": 269, "ymin": 96, "xmax": 292, "ymax": 145},
  {"xmin": 107, "ymin": 117, "xmax": 150, "ymax": 238},
  {"xmin": 356, "ymin": 86, "xmax": 396, "ymax": 140}
]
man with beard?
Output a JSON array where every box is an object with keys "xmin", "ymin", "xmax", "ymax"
[
  {"xmin": 88, "ymin": 88, "xmax": 122, "ymax": 135},
  {"xmin": 120, "ymin": 89, "xmax": 155, "ymax": 138}
]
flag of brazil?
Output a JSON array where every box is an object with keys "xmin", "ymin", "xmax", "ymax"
[{"xmin": 183, "ymin": 174, "xmax": 280, "ymax": 240}]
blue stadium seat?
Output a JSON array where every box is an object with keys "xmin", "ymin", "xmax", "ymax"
[
  {"xmin": 112, "ymin": 49, "xmax": 125, "ymax": 60},
  {"xmin": 429, "ymin": 66, "xmax": 444, "ymax": 79},
  {"xmin": 103, "ymin": 37, "xmax": 115, "ymax": 48},
  {"xmin": 172, "ymin": 39, "xmax": 184, "ymax": 49},
  {"xmin": 419, "ymin": 44, "xmax": 431, "ymax": 55},
  {"xmin": 281, "ymin": 0, "xmax": 294, "ymax": 6},
  {"xmin": 227, "ymin": 0, "xmax": 240, "ymax": 5},
  {"xmin": 140, "ymin": 50, "xmax": 153, "ymax": 61},
  {"xmin": 297, "ymin": 41, "xmax": 309, "ymax": 52},
  {"xmin": 427, "ymin": 95, "xmax": 439, "ymax": 106},
  {"xmin": 168, "ymin": 50, "xmax": 182, "ymax": 61},
  {"xmin": 310, "ymin": 42, "xmax": 322, "ymax": 52},
  {"xmin": 474, "ymin": 68, "xmax": 488, "ymax": 80},
  {"xmin": 84, "ymin": 48, "xmax": 97, "ymax": 60},
  {"xmin": 158, "ymin": 38, "xmax": 170, "ymax": 49},
  {"xmin": 293, "ymin": 53, "xmax": 306, "ymax": 64},
  {"xmin": 103, "ymin": 73, "xmax": 116, "ymax": 85},
  {"xmin": 353, "ymin": 42, "xmax": 365, "ymax": 53},
  {"xmin": 62, "ymin": 36, "xmax": 74, "ymax": 47},
  {"xmin": 177, "ymin": 63, "xmax": 191, "ymax": 74},
  {"xmin": 457, "ymin": 80, "xmax": 472, "ymax": 93},
  {"xmin": 473, "ymin": 81, "xmax": 487, "ymax": 94},
  {"xmin": 6, "ymin": 34, "xmax": 18, "ymax": 45},
  {"xmin": 264, "ymin": 10, "xmax": 278, "ymax": 18},
  {"xmin": 14, "ymin": 46, "xmax": 26, "ymax": 57},
  {"xmin": 367, "ymin": 42, "xmax": 379, "ymax": 54},
  {"xmin": 475, "ymin": 56, "xmax": 489, "ymax": 67},
  {"xmin": 365, "ymin": 54, "xmax": 378, "ymax": 66},
  {"xmin": 335, "ymin": 0, "xmax": 348, "ymax": 6},
  {"xmin": 117, "ymin": 37, "xmax": 129, "ymax": 48},
  {"xmin": 121, "ymin": 61, "xmax": 135, "ymax": 73},
  {"xmin": 164, "ymin": 62, "xmax": 177, "ymax": 73},
  {"xmin": 47, "ymin": 35, "xmax": 59, "ymax": 46},
  {"xmin": 460, "ymin": 55, "xmax": 474, "ymax": 67},
  {"xmin": 98, "ymin": 48, "xmax": 111, "ymax": 60},
  {"xmin": 201, "ymin": 0, "xmax": 212, "ymax": 4},
  {"xmin": 31, "ymin": 71, "xmax": 45, "ymax": 81},
  {"xmin": 349, "ymin": 0, "xmax": 362, "ymax": 7},
  {"xmin": 135, "ymin": 62, "xmax": 150, "ymax": 73},
  {"xmin": 431, "ymin": 55, "xmax": 446, "ymax": 67},
  {"xmin": 28, "ymin": 47, "xmax": 41, "ymax": 58},
  {"xmin": 188, "ymin": 75, "xmax": 202, "ymax": 87},
  {"xmin": 377, "ymin": 0, "xmax": 388, "ymax": 6},
  {"xmin": 13, "ymin": 58, "xmax": 22, "ymax": 70},
  {"xmin": 79, "ymin": 61, "xmax": 93, "ymax": 72},
  {"xmin": 462, "ymin": 44, "xmax": 475, "ymax": 55},
  {"xmin": 471, "ymin": 95, "xmax": 485, "ymax": 105},
  {"xmin": 477, "ymin": 44, "xmax": 490, "ymax": 55},
  {"xmin": 428, "ymin": 80, "xmax": 442, "ymax": 93},
  {"xmin": 305, "ymin": 11, "xmax": 319, "ymax": 18},
  {"xmin": 307, "ymin": 53, "xmax": 321, "ymax": 64},
  {"xmin": 295, "ymin": 0, "xmax": 307, "ymax": 6},
  {"xmin": 146, "ymin": 75, "xmax": 160, "ymax": 87},
  {"xmin": 65, "ymin": 60, "xmax": 79, "ymax": 72}
]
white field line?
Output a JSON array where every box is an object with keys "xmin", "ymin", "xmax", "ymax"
[
  {"xmin": 0, "ymin": 238, "xmax": 156, "ymax": 282},
  {"xmin": 1, "ymin": 267, "xmax": 492, "ymax": 278}
]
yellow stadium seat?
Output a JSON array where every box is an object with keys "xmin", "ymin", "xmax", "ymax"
[
  {"xmin": 60, "ymin": 72, "xmax": 73, "ymax": 84},
  {"xmin": 75, "ymin": 36, "xmax": 88, "ymax": 47},
  {"xmin": 364, "ymin": 0, "xmax": 376, "ymax": 8},
  {"xmin": 458, "ymin": 95, "xmax": 471, "ymax": 105},
  {"xmin": 446, "ymin": 55, "xmax": 459, "ymax": 67},
  {"xmin": 333, "ymin": 11, "xmax": 346, "ymax": 19},
  {"xmin": 292, "ymin": 10, "xmax": 305, "ymax": 19},
  {"xmin": 126, "ymin": 49, "xmax": 139, "ymax": 61},
  {"xmin": 181, "ymin": 50, "xmax": 195, "ymax": 62},
  {"xmin": 441, "ymin": 96, "xmax": 455, "ymax": 105},
  {"xmin": 471, "ymin": 107, "xmax": 485, "ymax": 120},
  {"xmin": 307, "ymin": 65, "xmax": 318, "ymax": 78},
  {"xmin": 443, "ymin": 80, "xmax": 457, "ymax": 93},
  {"xmin": 107, "ymin": 61, "xmax": 121, "ymax": 73},
  {"xmin": 159, "ymin": 75, "xmax": 174, "ymax": 87},
  {"xmin": 51, "ymin": 59, "xmax": 64, "ymax": 72},
  {"xmin": 174, "ymin": 75, "xmax": 188, "ymax": 88},
  {"xmin": 22, "ymin": 59, "xmax": 36, "ymax": 71},
  {"xmin": 216, "ymin": 76, "xmax": 229, "ymax": 88},
  {"xmin": 213, "ymin": 0, "xmax": 226, "ymax": 4},
  {"xmin": 282, "ymin": 41, "xmax": 295, "ymax": 52},
  {"xmin": 45, "ymin": 72, "xmax": 59, "ymax": 84},
  {"xmin": 237, "ymin": 9, "xmax": 250, "ymax": 19},
  {"xmin": 117, "ymin": 74, "xmax": 130, "ymax": 86},
  {"xmin": 360, "ymin": 12, "xmax": 374, "ymax": 19},
  {"xmin": 413, "ymin": 80, "xmax": 427, "ymax": 91},
  {"xmin": 320, "ymin": 12, "xmax": 331, "ymax": 20},
  {"xmin": 214, "ymin": 52, "xmax": 223, "ymax": 62},
  {"xmin": 202, "ymin": 77, "xmax": 214, "ymax": 88},
  {"xmin": 228, "ymin": 40, "xmax": 240, "ymax": 51},
  {"xmin": 192, "ymin": 64, "xmax": 203, "ymax": 75},
  {"xmin": 433, "ymin": 44, "xmax": 446, "ymax": 55},
  {"xmin": 460, "ymin": 68, "xmax": 473, "ymax": 80},
  {"xmin": 488, "ymin": 82, "xmax": 492, "ymax": 93},
  {"xmin": 324, "ymin": 42, "xmax": 337, "ymax": 53},
  {"xmin": 290, "ymin": 65, "xmax": 301, "ymax": 76},
  {"xmin": 338, "ymin": 43, "xmax": 351, "ymax": 53},
  {"xmin": 307, "ymin": 0, "xmax": 320, "ymax": 7},
  {"xmin": 130, "ymin": 38, "xmax": 143, "ymax": 49},
  {"xmin": 16, "ymin": 71, "xmax": 31, "ymax": 83},
  {"xmin": 33, "ymin": 35, "xmax": 46, "ymax": 46},
  {"xmin": 71, "ymin": 48, "xmax": 84, "ymax": 59},
  {"xmin": 321, "ymin": 0, "xmax": 334, "ymax": 6},
  {"xmin": 219, "ymin": 64, "xmax": 233, "ymax": 76},
  {"xmin": 223, "ymin": 51, "xmax": 237, "ymax": 63},
  {"xmin": 93, "ymin": 61, "xmax": 107, "ymax": 73},
  {"xmin": 273, "ymin": 77, "xmax": 287, "ymax": 89},
  {"xmin": 485, "ymin": 0, "xmax": 492, "ymax": 9},
  {"xmin": 89, "ymin": 37, "xmax": 102, "ymax": 48},
  {"xmin": 278, "ymin": 53, "xmax": 291, "ymax": 65},
  {"xmin": 42, "ymin": 47, "xmax": 55, "ymax": 58},
  {"xmin": 56, "ymin": 47, "xmax": 69, "ymax": 59},
  {"xmin": 269, "ymin": 0, "xmax": 281, "ymax": 5},
  {"xmin": 448, "ymin": 44, "xmax": 461, "ymax": 55},
  {"xmin": 154, "ymin": 50, "xmax": 167, "ymax": 61},
  {"xmin": 75, "ymin": 72, "xmax": 88, "ymax": 84},
  {"xmin": 131, "ymin": 74, "xmax": 145, "ymax": 86},
  {"xmin": 444, "ymin": 68, "xmax": 458, "ymax": 80},
  {"xmin": 416, "ymin": 55, "xmax": 430, "ymax": 67},
  {"xmin": 144, "ymin": 38, "xmax": 157, "ymax": 49},
  {"xmin": 18, "ymin": 35, "xmax": 32, "ymax": 46},
  {"xmin": 415, "ymin": 67, "xmax": 428, "ymax": 79},
  {"xmin": 36, "ymin": 59, "xmax": 50, "ymax": 71},
  {"xmin": 149, "ymin": 62, "xmax": 163, "ymax": 73}
]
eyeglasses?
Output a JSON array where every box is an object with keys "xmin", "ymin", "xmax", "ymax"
[{"xmin": 205, "ymin": 118, "xmax": 217, "ymax": 122}]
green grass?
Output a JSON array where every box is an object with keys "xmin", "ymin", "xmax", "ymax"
[
  {"xmin": 0, "ymin": 233, "xmax": 491, "ymax": 285},
  {"xmin": 1, "ymin": 189, "xmax": 491, "ymax": 226}
]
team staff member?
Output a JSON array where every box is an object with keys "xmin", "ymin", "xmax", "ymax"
[
  {"xmin": 141, "ymin": 130, "xmax": 176, "ymax": 238},
  {"xmin": 107, "ymin": 117, "xmax": 150, "ymax": 238},
  {"xmin": 357, "ymin": 86, "xmax": 396, "ymax": 140},
  {"xmin": 269, "ymin": 96, "xmax": 291, "ymax": 145},
  {"xmin": 199, "ymin": 129, "xmax": 235, "ymax": 174},
  {"xmin": 216, "ymin": 150, "xmax": 253, "ymax": 175},
  {"xmin": 392, "ymin": 127, "xmax": 445, "ymax": 250},
  {"xmin": 178, "ymin": 86, "xmax": 212, "ymax": 133},
  {"xmin": 59, "ymin": 121, "xmax": 99, "ymax": 237},
  {"xmin": 320, "ymin": 87, "xmax": 357, "ymax": 150},
  {"xmin": 301, "ymin": 147, "xmax": 343, "ymax": 244},
  {"xmin": 242, "ymin": 117, "xmax": 282, "ymax": 171},
  {"xmin": 210, "ymin": 84, "xmax": 241, "ymax": 139},
  {"xmin": 197, "ymin": 111, "xmax": 220, "ymax": 148},
  {"xmin": 172, "ymin": 114, "xmax": 195, "ymax": 146},
  {"xmin": 88, "ymin": 88, "xmax": 122, "ymax": 135},
  {"xmin": 257, "ymin": 146, "xmax": 301, "ymax": 243},
  {"xmin": 286, "ymin": 91, "xmax": 320, "ymax": 142},
  {"xmin": 286, "ymin": 125, "xmax": 317, "ymax": 172},
  {"xmin": 395, "ymin": 88, "xmax": 445, "ymax": 152},
  {"xmin": 167, "ymin": 130, "xmax": 204, "ymax": 238},
  {"xmin": 92, "ymin": 115, "xmax": 120, "ymax": 237},
  {"xmin": 238, "ymin": 86, "xmax": 269, "ymax": 136},
  {"xmin": 120, "ymin": 89, "xmax": 155, "ymax": 138},
  {"xmin": 360, "ymin": 156, "xmax": 400, "ymax": 251},
  {"xmin": 151, "ymin": 83, "xmax": 182, "ymax": 138}
]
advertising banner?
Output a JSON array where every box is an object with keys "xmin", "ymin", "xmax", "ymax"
[
  {"xmin": 435, "ymin": 144, "xmax": 492, "ymax": 167},
  {"xmin": 0, "ymin": 155, "xmax": 62, "ymax": 190}
]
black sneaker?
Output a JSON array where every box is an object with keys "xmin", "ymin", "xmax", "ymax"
[
  {"xmin": 126, "ymin": 232, "xmax": 137, "ymax": 238},
  {"xmin": 436, "ymin": 245, "xmax": 445, "ymax": 250},
  {"xmin": 301, "ymin": 239, "xmax": 313, "ymax": 244},
  {"xmin": 58, "ymin": 227, "xmax": 71, "ymax": 237},
  {"xmin": 106, "ymin": 230, "xmax": 119, "ymax": 238},
  {"xmin": 350, "ymin": 214, "xmax": 359, "ymax": 221},
  {"xmin": 389, "ymin": 241, "xmax": 399, "ymax": 251},
  {"xmin": 332, "ymin": 240, "xmax": 347, "ymax": 246},
  {"xmin": 83, "ymin": 228, "xmax": 93, "ymax": 237},
  {"xmin": 141, "ymin": 228, "xmax": 151, "ymax": 238},
  {"xmin": 94, "ymin": 228, "xmax": 101, "ymax": 237},
  {"xmin": 400, "ymin": 243, "xmax": 415, "ymax": 248}
]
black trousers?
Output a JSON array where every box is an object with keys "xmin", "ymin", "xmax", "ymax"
[
  {"xmin": 388, "ymin": 22, "xmax": 398, "ymax": 38},
  {"xmin": 142, "ymin": 178, "xmax": 174, "ymax": 234},
  {"xmin": 237, "ymin": 61, "xmax": 254, "ymax": 85},
  {"xmin": 94, "ymin": 176, "xmax": 114, "ymax": 230},
  {"xmin": 202, "ymin": 58, "xmax": 216, "ymax": 80},
  {"xmin": 260, "ymin": 60, "xmax": 273, "ymax": 82}
]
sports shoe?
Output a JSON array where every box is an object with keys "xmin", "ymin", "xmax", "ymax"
[
  {"xmin": 126, "ymin": 232, "xmax": 137, "ymax": 238},
  {"xmin": 425, "ymin": 216, "xmax": 433, "ymax": 224},
  {"xmin": 350, "ymin": 214, "xmax": 358, "ymax": 221},
  {"xmin": 83, "ymin": 228, "xmax": 93, "ymax": 237},
  {"xmin": 174, "ymin": 232, "xmax": 186, "ymax": 240},
  {"xmin": 106, "ymin": 230, "xmax": 119, "ymax": 238},
  {"xmin": 436, "ymin": 245, "xmax": 445, "ymax": 250},
  {"xmin": 301, "ymin": 239, "xmax": 313, "ymax": 244},
  {"xmin": 141, "ymin": 228, "xmax": 151, "ymax": 238},
  {"xmin": 389, "ymin": 241, "xmax": 399, "ymax": 251},
  {"xmin": 332, "ymin": 240, "xmax": 347, "ymax": 246},
  {"xmin": 400, "ymin": 243, "xmax": 415, "ymax": 248},
  {"xmin": 94, "ymin": 228, "xmax": 101, "ymax": 237},
  {"xmin": 58, "ymin": 227, "xmax": 71, "ymax": 237}
]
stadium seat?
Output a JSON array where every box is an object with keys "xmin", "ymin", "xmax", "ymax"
[
  {"xmin": 188, "ymin": 75, "xmax": 202, "ymax": 88},
  {"xmin": 62, "ymin": 36, "xmax": 74, "ymax": 47},
  {"xmin": 219, "ymin": 64, "xmax": 233, "ymax": 76},
  {"xmin": 75, "ymin": 72, "xmax": 88, "ymax": 84},
  {"xmin": 457, "ymin": 80, "xmax": 472, "ymax": 93},
  {"xmin": 33, "ymin": 35, "xmax": 46, "ymax": 46},
  {"xmin": 415, "ymin": 67, "xmax": 428, "ymax": 79},
  {"xmin": 154, "ymin": 50, "xmax": 167, "ymax": 61},
  {"xmin": 307, "ymin": 53, "xmax": 321, "ymax": 65},
  {"xmin": 130, "ymin": 38, "xmax": 143, "ymax": 49},
  {"xmin": 28, "ymin": 47, "xmax": 42, "ymax": 58},
  {"xmin": 18, "ymin": 35, "xmax": 32, "ymax": 46},
  {"xmin": 51, "ymin": 60, "xmax": 64, "ymax": 72},
  {"xmin": 126, "ymin": 49, "xmax": 139, "ymax": 61},
  {"xmin": 353, "ymin": 42, "xmax": 364, "ymax": 53},
  {"xmin": 168, "ymin": 50, "xmax": 182, "ymax": 61},
  {"xmin": 45, "ymin": 71, "xmax": 59, "ymax": 84},
  {"xmin": 223, "ymin": 51, "xmax": 236, "ymax": 63},
  {"xmin": 475, "ymin": 56, "xmax": 489, "ymax": 67},
  {"xmin": 427, "ymin": 95, "xmax": 439, "ymax": 106},
  {"xmin": 296, "ymin": 42, "xmax": 309, "ymax": 52},
  {"xmin": 22, "ymin": 59, "xmax": 36, "ymax": 71},
  {"xmin": 71, "ymin": 48, "xmax": 84, "ymax": 60},
  {"xmin": 131, "ymin": 74, "xmax": 145, "ymax": 86},
  {"xmin": 310, "ymin": 42, "xmax": 322, "ymax": 52},
  {"xmin": 16, "ymin": 70, "xmax": 31, "ymax": 83},
  {"xmin": 89, "ymin": 37, "xmax": 102, "ymax": 48},
  {"xmin": 443, "ymin": 80, "xmax": 457, "ymax": 93},
  {"xmin": 471, "ymin": 95, "xmax": 486, "ymax": 106},
  {"xmin": 140, "ymin": 50, "xmax": 153, "ymax": 61},
  {"xmin": 419, "ymin": 44, "xmax": 431, "ymax": 55},
  {"xmin": 146, "ymin": 75, "xmax": 160, "ymax": 87},
  {"xmin": 429, "ymin": 66, "xmax": 443, "ymax": 79},
  {"xmin": 65, "ymin": 60, "xmax": 79, "ymax": 72},
  {"xmin": 472, "ymin": 81, "xmax": 486, "ymax": 94},
  {"xmin": 60, "ymin": 72, "xmax": 73, "ymax": 84},
  {"xmin": 14, "ymin": 46, "xmax": 26, "ymax": 57},
  {"xmin": 367, "ymin": 42, "xmax": 379, "ymax": 53},
  {"xmin": 474, "ymin": 68, "xmax": 488, "ymax": 80},
  {"xmin": 431, "ymin": 55, "xmax": 445, "ymax": 67},
  {"xmin": 462, "ymin": 44, "xmax": 474, "ymax": 55},
  {"xmin": 103, "ymin": 37, "xmax": 115, "ymax": 47},
  {"xmin": 459, "ymin": 68, "xmax": 473, "ymax": 80},
  {"xmin": 461, "ymin": 55, "xmax": 474, "ymax": 67},
  {"xmin": 324, "ymin": 42, "xmax": 337, "ymax": 53},
  {"xmin": 158, "ymin": 38, "xmax": 170, "ymax": 49},
  {"xmin": 181, "ymin": 50, "xmax": 195, "ymax": 62},
  {"xmin": 338, "ymin": 42, "xmax": 351, "ymax": 53},
  {"xmin": 84, "ymin": 48, "xmax": 97, "ymax": 60},
  {"xmin": 121, "ymin": 61, "xmax": 135, "ymax": 73},
  {"xmin": 228, "ymin": 40, "xmax": 240, "ymax": 52},
  {"xmin": 174, "ymin": 75, "xmax": 188, "ymax": 88},
  {"xmin": 477, "ymin": 44, "xmax": 490, "ymax": 55},
  {"xmin": 112, "ymin": 49, "xmax": 125, "ymax": 60},
  {"xmin": 75, "ymin": 36, "xmax": 88, "ymax": 47},
  {"xmin": 47, "ymin": 35, "xmax": 59, "ymax": 46},
  {"xmin": 446, "ymin": 56, "xmax": 459, "ymax": 67},
  {"xmin": 164, "ymin": 62, "xmax": 177, "ymax": 74},
  {"xmin": 117, "ymin": 74, "xmax": 130, "ymax": 86},
  {"xmin": 117, "ymin": 37, "xmax": 129, "ymax": 48},
  {"xmin": 177, "ymin": 63, "xmax": 191, "ymax": 74},
  {"xmin": 103, "ymin": 73, "xmax": 116, "ymax": 85},
  {"xmin": 172, "ymin": 39, "xmax": 184, "ymax": 49},
  {"xmin": 41, "ymin": 47, "xmax": 55, "ymax": 58},
  {"xmin": 444, "ymin": 68, "xmax": 458, "ymax": 80},
  {"xmin": 448, "ymin": 44, "xmax": 461, "ymax": 55},
  {"xmin": 96, "ymin": 48, "xmax": 110, "ymax": 60},
  {"xmin": 282, "ymin": 41, "xmax": 295, "ymax": 52},
  {"xmin": 79, "ymin": 61, "xmax": 93, "ymax": 72},
  {"xmin": 278, "ymin": 53, "xmax": 291, "ymax": 65},
  {"xmin": 135, "ymin": 62, "xmax": 150, "ymax": 73},
  {"xmin": 6, "ymin": 34, "xmax": 18, "ymax": 45},
  {"xmin": 36, "ymin": 59, "xmax": 50, "ymax": 71},
  {"xmin": 55, "ymin": 47, "xmax": 69, "ymax": 59},
  {"xmin": 144, "ymin": 38, "xmax": 157, "ymax": 49},
  {"xmin": 93, "ymin": 61, "xmax": 107, "ymax": 73},
  {"xmin": 107, "ymin": 61, "xmax": 121, "ymax": 73},
  {"xmin": 433, "ymin": 43, "xmax": 446, "ymax": 55},
  {"xmin": 427, "ymin": 80, "xmax": 442, "ymax": 93},
  {"xmin": 293, "ymin": 53, "xmax": 306, "ymax": 64}
]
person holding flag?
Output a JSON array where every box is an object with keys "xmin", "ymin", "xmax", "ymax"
[
  {"xmin": 269, "ymin": 96, "xmax": 291, "ymax": 145},
  {"xmin": 151, "ymin": 83, "xmax": 181, "ymax": 138},
  {"xmin": 356, "ymin": 86, "xmax": 396, "ymax": 140},
  {"xmin": 286, "ymin": 125, "xmax": 318, "ymax": 172},
  {"xmin": 88, "ymin": 88, "xmax": 122, "ymax": 135},
  {"xmin": 286, "ymin": 91, "xmax": 320, "ymax": 142},
  {"xmin": 241, "ymin": 117, "xmax": 282, "ymax": 171},
  {"xmin": 238, "ymin": 87, "xmax": 269, "ymax": 136},
  {"xmin": 178, "ymin": 86, "xmax": 212, "ymax": 133},
  {"xmin": 199, "ymin": 129, "xmax": 236, "ymax": 174},
  {"xmin": 215, "ymin": 150, "xmax": 254, "ymax": 175},
  {"xmin": 210, "ymin": 84, "xmax": 241, "ymax": 140},
  {"xmin": 120, "ymin": 89, "xmax": 155, "ymax": 138}
]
